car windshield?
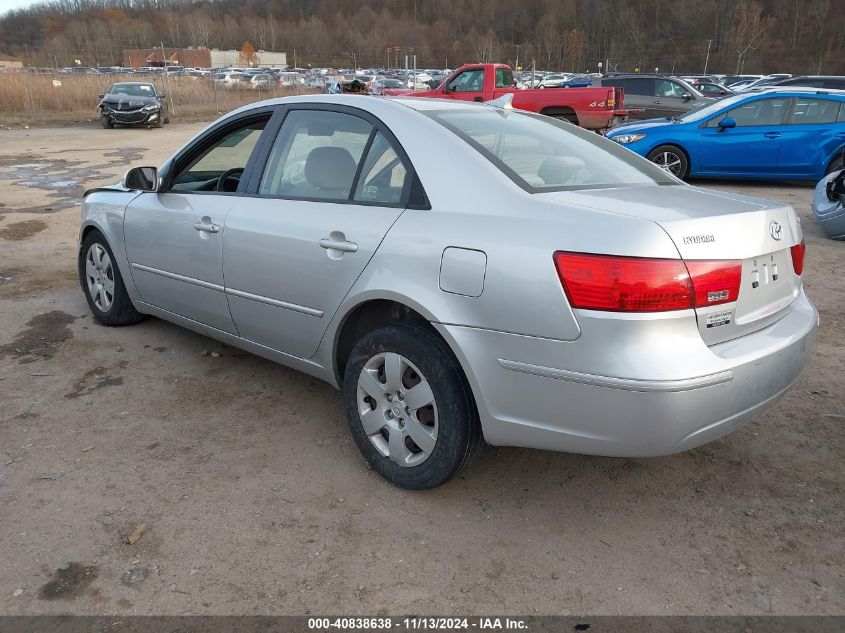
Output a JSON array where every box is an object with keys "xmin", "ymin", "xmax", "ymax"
[
  {"xmin": 383, "ymin": 79, "xmax": 404, "ymax": 88},
  {"xmin": 108, "ymin": 84, "xmax": 155, "ymax": 97},
  {"xmin": 674, "ymin": 94, "xmax": 748, "ymax": 122},
  {"xmin": 426, "ymin": 108, "xmax": 677, "ymax": 191}
]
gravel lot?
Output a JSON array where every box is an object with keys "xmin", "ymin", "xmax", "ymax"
[{"xmin": 0, "ymin": 123, "xmax": 842, "ymax": 616}]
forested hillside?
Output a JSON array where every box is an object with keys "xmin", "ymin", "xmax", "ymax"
[{"xmin": 1, "ymin": 0, "xmax": 843, "ymax": 74}]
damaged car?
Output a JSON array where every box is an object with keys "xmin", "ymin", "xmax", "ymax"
[{"xmin": 98, "ymin": 82, "xmax": 170, "ymax": 129}]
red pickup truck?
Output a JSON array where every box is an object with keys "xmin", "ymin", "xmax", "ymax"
[{"xmin": 410, "ymin": 63, "xmax": 628, "ymax": 130}]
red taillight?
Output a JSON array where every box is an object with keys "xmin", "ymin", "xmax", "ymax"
[
  {"xmin": 606, "ymin": 89, "xmax": 616, "ymax": 108},
  {"xmin": 554, "ymin": 252, "xmax": 742, "ymax": 313},
  {"xmin": 685, "ymin": 260, "xmax": 741, "ymax": 307},
  {"xmin": 790, "ymin": 241, "xmax": 806, "ymax": 276}
]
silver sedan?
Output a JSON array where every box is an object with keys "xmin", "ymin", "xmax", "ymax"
[{"xmin": 78, "ymin": 95, "xmax": 818, "ymax": 489}]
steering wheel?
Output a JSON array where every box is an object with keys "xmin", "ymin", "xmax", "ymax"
[{"xmin": 216, "ymin": 167, "xmax": 245, "ymax": 192}]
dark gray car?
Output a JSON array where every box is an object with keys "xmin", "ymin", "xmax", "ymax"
[
  {"xmin": 599, "ymin": 74, "xmax": 709, "ymax": 119},
  {"xmin": 98, "ymin": 82, "xmax": 169, "ymax": 129}
]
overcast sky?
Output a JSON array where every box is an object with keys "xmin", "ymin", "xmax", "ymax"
[{"xmin": 0, "ymin": 0, "xmax": 41, "ymax": 17}]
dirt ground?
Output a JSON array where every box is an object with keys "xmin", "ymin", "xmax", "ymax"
[{"xmin": 0, "ymin": 122, "xmax": 842, "ymax": 616}]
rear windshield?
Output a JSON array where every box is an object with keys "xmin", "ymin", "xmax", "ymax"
[{"xmin": 425, "ymin": 108, "xmax": 677, "ymax": 191}]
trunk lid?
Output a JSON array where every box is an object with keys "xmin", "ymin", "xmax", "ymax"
[{"xmin": 539, "ymin": 184, "xmax": 804, "ymax": 344}]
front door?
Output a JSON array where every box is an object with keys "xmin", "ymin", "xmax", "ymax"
[
  {"xmin": 223, "ymin": 107, "xmax": 412, "ymax": 358},
  {"xmin": 124, "ymin": 113, "xmax": 272, "ymax": 333},
  {"xmin": 698, "ymin": 97, "xmax": 790, "ymax": 176}
]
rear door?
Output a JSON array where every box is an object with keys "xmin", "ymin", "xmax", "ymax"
[
  {"xmin": 777, "ymin": 97, "xmax": 844, "ymax": 178},
  {"xmin": 697, "ymin": 96, "xmax": 790, "ymax": 176},
  {"xmin": 222, "ymin": 105, "xmax": 414, "ymax": 358}
]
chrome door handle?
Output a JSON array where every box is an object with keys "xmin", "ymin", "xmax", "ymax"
[
  {"xmin": 319, "ymin": 238, "xmax": 358, "ymax": 253},
  {"xmin": 764, "ymin": 132, "xmax": 781, "ymax": 139},
  {"xmin": 193, "ymin": 220, "xmax": 219, "ymax": 233}
]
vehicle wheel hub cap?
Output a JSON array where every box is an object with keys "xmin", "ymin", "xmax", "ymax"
[
  {"xmin": 357, "ymin": 352, "xmax": 438, "ymax": 467},
  {"xmin": 654, "ymin": 151, "xmax": 682, "ymax": 175},
  {"xmin": 85, "ymin": 243, "xmax": 115, "ymax": 312}
]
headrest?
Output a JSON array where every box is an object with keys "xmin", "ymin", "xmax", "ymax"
[
  {"xmin": 538, "ymin": 156, "xmax": 588, "ymax": 186},
  {"xmin": 305, "ymin": 146, "xmax": 357, "ymax": 191}
]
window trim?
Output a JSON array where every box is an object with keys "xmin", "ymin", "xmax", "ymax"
[
  {"xmin": 242, "ymin": 102, "xmax": 427, "ymax": 210},
  {"xmin": 158, "ymin": 105, "xmax": 280, "ymax": 195}
]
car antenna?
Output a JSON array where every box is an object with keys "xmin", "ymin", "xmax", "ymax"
[{"xmin": 485, "ymin": 93, "xmax": 514, "ymax": 110}]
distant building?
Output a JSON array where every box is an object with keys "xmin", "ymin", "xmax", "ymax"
[
  {"xmin": 0, "ymin": 54, "xmax": 22, "ymax": 70},
  {"xmin": 122, "ymin": 47, "xmax": 287, "ymax": 69}
]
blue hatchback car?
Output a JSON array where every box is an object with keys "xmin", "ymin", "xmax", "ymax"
[{"xmin": 607, "ymin": 88, "xmax": 845, "ymax": 180}]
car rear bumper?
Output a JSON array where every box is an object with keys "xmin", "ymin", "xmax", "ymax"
[{"xmin": 436, "ymin": 289, "xmax": 818, "ymax": 457}]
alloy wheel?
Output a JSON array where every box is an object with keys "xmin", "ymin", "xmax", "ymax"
[
  {"xmin": 356, "ymin": 352, "xmax": 439, "ymax": 467},
  {"xmin": 85, "ymin": 243, "xmax": 115, "ymax": 312},
  {"xmin": 652, "ymin": 151, "xmax": 683, "ymax": 176}
]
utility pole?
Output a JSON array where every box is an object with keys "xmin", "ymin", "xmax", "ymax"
[
  {"xmin": 515, "ymin": 43, "xmax": 521, "ymax": 71},
  {"xmin": 703, "ymin": 39, "xmax": 712, "ymax": 75}
]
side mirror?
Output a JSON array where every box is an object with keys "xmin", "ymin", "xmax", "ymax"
[
  {"xmin": 158, "ymin": 93, "xmax": 167, "ymax": 98},
  {"xmin": 98, "ymin": 94, "xmax": 104, "ymax": 99},
  {"xmin": 682, "ymin": 93, "xmax": 692, "ymax": 100},
  {"xmin": 123, "ymin": 166, "xmax": 158, "ymax": 191},
  {"xmin": 717, "ymin": 117, "xmax": 736, "ymax": 131}
]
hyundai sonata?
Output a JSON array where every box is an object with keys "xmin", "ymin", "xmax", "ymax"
[{"xmin": 78, "ymin": 95, "xmax": 818, "ymax": 488}]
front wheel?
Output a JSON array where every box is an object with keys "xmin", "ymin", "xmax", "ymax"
[
  {"xmin": 647, "ymin": 144, "xmax": 689, "ymax": 180},
  {"xmin": 826, "ymin": 155, "xmax": 844, "ymax": 176},
  {"xmin": 343, "ymin": 323, "xmax": 482, "ymax": 489},
  {"xmin": 101, "ymin": 116, "xmax": 114, "ymax": 129},
  {"xmin": 78, "ymin": 230, "xmax": 144, "ymax": 326}
]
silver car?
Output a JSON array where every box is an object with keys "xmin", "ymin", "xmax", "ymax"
[{"xmin": 78, "ymin": 95, "xmax": 818, "ymax": 489}]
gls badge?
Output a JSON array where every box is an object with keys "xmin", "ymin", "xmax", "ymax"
[{"xmin": 769, "ymin": 221, "xmax": 784, "ymax": 241}]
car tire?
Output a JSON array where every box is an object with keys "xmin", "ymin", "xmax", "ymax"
[
  {"xmin": 647, "ymin": 145, "xmax": 689, "ymax": 180},
  {"xmin": 101, "ymin": 116, "xmax": 114, "ymax": 129},
  {"xmin": 152, "ymin": 119, "xmax": 163, "ymax": 128},
  {"xmin": 78, "ymin": 230, "xmax": 145, "ymax": 327},
  {"xmin": 163, "ymin": 113, "xmax": 170, "ymax": 124},
  {"xmin": 343, "ymin": 322, "xmax": 483, "ymax": 489},
  {"xmin": 826, "ymin": 155, "xmax": 844, "ymax": 175}
]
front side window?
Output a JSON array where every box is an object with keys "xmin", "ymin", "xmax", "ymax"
[
  {"xmin": 790, "ymin": 98, "xmax": 840, "ymax": 125},
  {"xmin": 427, "ymin": 108, "xmax": 676, "ymax": 191},
  {"xmin": 447, "ymin": 69, "xmax": 484, "ymax": 92},
  {"xmin": 259, "ymin": 110, "xmax": 373, "ymax": 200},
  {"xmin": 656, "ymin": 79, "xmax": 685, "ymax": 98},
  {"xmin": 169, "ymin": 118, "xmax": 268, "ymax": 192}
]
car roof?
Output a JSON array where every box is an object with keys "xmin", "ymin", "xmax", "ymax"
[
  {"xmin": 110, "ymin": 82, "xmax": 154, "ymax": 86},
  {"xmin": 746, "ymin": 86, "xmax": 845, "ymax": 97}
]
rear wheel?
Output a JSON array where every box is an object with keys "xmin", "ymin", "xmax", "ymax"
[
  {"xmin": 647, "ymin": 144, "xmax": 689, "ymax": 180},
  {"xmin": 826, "ymin": 155, "xmax": 844, "ymax": 175},
  {"xmin": 79, "ymin": 230, "xmax": 144, "ymax": 326},
  {"xmin": 343, "ymin": 322, "xmax": 482, "ymax": 489}
]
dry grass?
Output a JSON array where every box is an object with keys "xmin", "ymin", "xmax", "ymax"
[{"xmin": 0, "ymin": 73, "xmax": 317, "ymax": 124}]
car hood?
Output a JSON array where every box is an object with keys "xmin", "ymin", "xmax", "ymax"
[
  {"xmin": 101, "ymin": 94, "xmax": 159, "ymax": 107},
  {"xmin": 608, "ymin": 117, "xmax": 680, "ymax": 135}
]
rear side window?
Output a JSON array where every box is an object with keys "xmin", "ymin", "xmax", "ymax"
[
  {"xmin": 624, "ymin": 78, "xmax": 655, "ymax": 96},
  {"xmin": 259, "ymin": 110, "xmax": 372, "ymax": 200},
  {"xmin": 790, "ymin": 98, "xmax": 840, "ymax": 124},
  {"xmin": 839, "ymin": 104, "xmax": 845, "ymax": 123},
  {"xmin": 495, "ymin": 68, "xmax": 514, "ymax": 88},
  {"xmin": 353, "ymin": 132, "xmax": 408, "ymax": 204}
]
